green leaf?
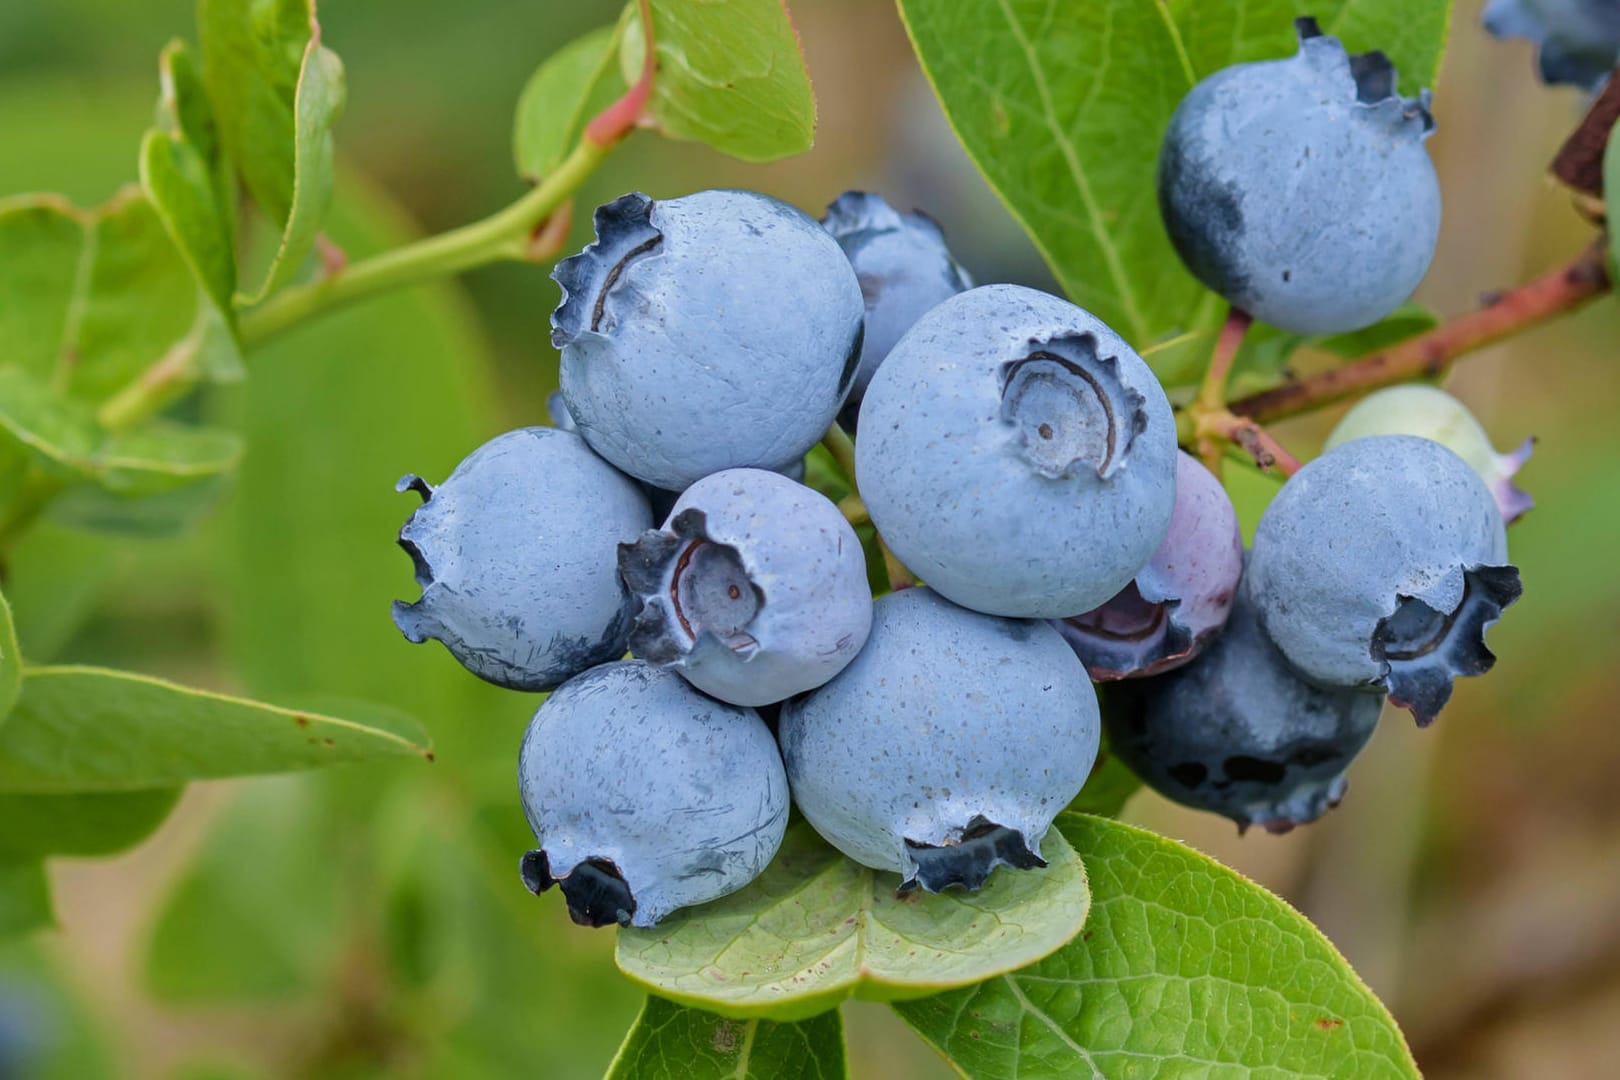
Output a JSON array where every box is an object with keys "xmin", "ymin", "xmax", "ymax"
[
  {"xmin": 139, "ymin": 40, "xmax": 238, "ymax": 338},
  {"xmin": 0, "ymin": 586, "xmax": 19, "ymax": 725},
  {"xmin": 615, "ymin": 822, "xmax": 1089, "ymax": 1021},
  {"xmin": 0, "ymin": 367, "xmax": 241, "ymax": 497},
  {"xmin": 197, "ymin": 0, "xmax": 345, "ymax": 302},
  {"xmin": 0, "ymin": 190, "xmax": 239, "ymax": 403},
  {"xmin": 514, "ymin": 23, "xmax": 626, "ymax": 181},
  {"xmin": 0, "ymin": 666, "xmax": 431, "ymax": 792},
  {"xmin": 1065, "ymin": 732, "xmax": 1141, "ymax": 819},
  {"xmin": 606, "ymin": 996, "xmax": 848, "ymax": 1080},
  {"xmin": 1228, "ymin": 301, "xmax": 1442, "ymax": 396},
  {"xmin": 620, "ymin": 0, "xmax": 816, "ymax": 162},
  {"xmin": 0, "ymin": 861, "xmax": 52, "ymax": 938},
  {"xmin": 1607, "ymin": 117, "xmax": 1619, "ymax": 272},
  {"xmin": 0, "ymin": 789, "xmax": 182, "ymax": 859},
  {"xmin": 894, "ymin": 814, "xmax": 1420, "ymax": 1079},
  {"xmin": 896, "ymin": 0, "xmax": 1450, "ymax": 349},
  {"xmin": 45, "ymin": 475, "xmax": 231, "ymax": 537}
]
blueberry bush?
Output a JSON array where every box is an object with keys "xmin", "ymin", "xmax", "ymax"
[{"xmin": 1, "ymin": 1, "xmax": 1616, "ymax": 1077}]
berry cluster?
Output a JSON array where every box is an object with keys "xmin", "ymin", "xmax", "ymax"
[{"xmin": 392, "ymin": 20, "xmax": 1526, "ymax": 927}]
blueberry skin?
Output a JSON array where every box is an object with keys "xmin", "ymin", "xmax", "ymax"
[
  {"xmin": 1057, "ymin": 451, "xmax": 1243, "ymax": 679},
  {"xmin": 1158, "ymin": 18, "xmax": 1440, "ymax": 335},
  {"xmin": 856, "ymin": 284, "xmax": 1178, "ymax": 619},
  {"xmin": 552, "ymin": 189, "xmax": 866, "ymax": 491},
  {"xmin": 1483, "ymin": 0, "xmax": 1620, "ymax": 90},
  {"xmin": 1246, "ymin": 434, "xmax": 1522, "ymax": 726},
  {"xmin": 1103, "ymin": 580, "xmax": 1383, "ymax": 832},
  {"xmin": 619, "ymin": 468, "xmax": 873, "ymax": 707},
  {"xmin": 778, "ymin": 588, "xmax": 1099, "ymax": 892},
  {"xmin": 518, "ymin": 661, "xmax": 789, "ymax": 928},
  {"xmin": 1325, "ymin": 384, "xmax": 1535, "ymax": 524},
  {"xmin": 821, "ymin": 191, "xmax": 972, "ymax": 404},
  {"xmin": 392, "ymin": 427, "xmax": 651, "ymax": 691}
]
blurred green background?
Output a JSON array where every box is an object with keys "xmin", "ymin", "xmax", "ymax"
[{"xmin": 1, "ymin": 1, "xmax": 1617, "ymax": 1077}]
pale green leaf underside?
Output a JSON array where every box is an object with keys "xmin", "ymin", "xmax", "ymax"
[
  {"xmin": 894, "ymin": 813, "xmax": 1420, "ymax": 1079},
  {"xmin": 0, "ymin": 191, "xmax": 227, "ymax": 404},
  {"xmin": 0, "ymin": 587, "xmax": 19, "ymax": 724},
  {"xmin": 616, "ymin": 822, "xmax": 1088, "ymax": 1022},
  {"xmin": 621, "ymin": 0, "xmax": 817, "ymax": 163},
  {"xmin": 0, "ymin": 860, "xmax": 52, "ymax": 938},
  {"xmin": 606, "ymin": 996, "xmax": 848, "ymax": 1080},
  {"xmin": 514, "ymin": 22, "xmax": 625, "ymax": 181},
  {"xmin": 0, "ymin": 666, "xmax": 431, "ymax": 792},
  {"xmin": 896, "ymin": 0, "xmax": 1451, "ymax": 356}
]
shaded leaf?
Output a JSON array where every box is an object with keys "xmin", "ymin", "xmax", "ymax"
[
  {"xmin": 0, "ymin": 367, "xmax": 241, "ymax": 497},
  {"xmin": 0, "ymin": 789, "xmax": 182, "ymax": 860},
  {"xmin": 616, "ymin": 822, "xmax": 1088, "ymax": 1021},
  {"xmin": 197, "ymin": 0, "xmax": 344, "ymax": 301},
  {"xmin": 0, "ymin": 666, "xmax": 430, "ymax": 793},
  {"xmin": 606, "ymin": 996, "xmax": 847, "ymax": 1080},
  {"xmin": 1065, "ymin": 732, "xmax": 1141, "ymax": 819},
  {"xmin": 0, "ymin": 862, "xmax": 51, "ymax": 938},
  {"xmin": 894, "ymin": 813, "xmax": 1419, "ymax": 1079},
  {"xmin": 0, "ymin": 587, "xmax": 17, "ymax": 725},
  {"xmin": 514, "ymin": 22, "xmax": 626, "ymax": 181},
  {"xmin": 0, "ymin": 524, "xmax": 115, "ymax": 663},
  {"xmin": 139, "ymin": 39, "xmax": 238, "ymax": 340},
  {"xmin": 896, "ymin": 0, "xmax": 1450, "ymax": 351},
  {"xmin": 0, "ymin": 191, "xmax": 237, "ymax": 403},
  {"xmin": 1608, "ymin": 117, "xmax": 1620, "ymax": 271},
  {"xmin": 1229, "ymin": 302, "xmax": 1443, "ymax": 397},
  {"xmin": 620, "ymin": 0, "xmax": 816, "ymax": 162}
]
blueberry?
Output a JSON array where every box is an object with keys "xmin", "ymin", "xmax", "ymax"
[
  {"xmin": 619, "ymin": 468, "xmax": 873, "ymax": 707},
  {"xmin": 1103, "ymin": 578, "xmax": 1383, "ymax": 832},
  {"xmin": 1245, "ymin": 434, "xmax": 1522, "ymax": 726},
  {"xmin": 856, "ymin": 283, "xmax": 1178, "ymax": 618},
  {"xmin": 778, "ymin": 588, "xmax": 1099, "ymax": 892},
  {"xmin": 546, "ymin": 390, "xmax": 576, "ymax": 432},
  {"xmin": 1483, "ymin": 0, "xmax": 1620, "ymax": 90},
  {"xmin": 392, "ymin": 427, "xmax": 651, "ymax": 691},
  {"xmin": 1325, "ymin": 384, "xmax": 1535, "ymax": 524},
  {"xmin": 518, "ymin": 661, "xmax": 789, "ymax": 928},
  {"xmin": 1158, "ymin": 17, "xmax": 1440, "ymax": 335},
  {"xmin": 1057, "ymin": 451, "xmax": 1243, "ymax": 679},
  {"xmin": 552, "ymin": 190, "xmax": 865, "ymax": 491},
  {"xmin": 821, "ymin": 191, "xmax": 972, "ymax": 407}
]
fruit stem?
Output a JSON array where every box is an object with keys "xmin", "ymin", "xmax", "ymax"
[
  {"xmin": 837, "ymin": 494, "xmax": 869, "ymax": 527},
  {"xmin": 820, "ymin": 422, "xmax": 915, "ymax": 590},
  {"xmin": 1230, "ymin": 240, "xmax": 1613, "ymax": 424},
  {"xmin": 879, "ymin": 537, "xmax": 914, "ymax": 593},
  {"xmin": 1195, "ymin": 409, "xmax": 1302, "ymax": 477},
  {"xmin": 1191, "ymin": 306, "xmax": 1253, "ymax": 476},
  {"xmin": 820, "ymin": 423, "xmax": 858, "ymax": 487},
  {"xmin": 586, "ymin": 0, "xmax": 657, "ymax": 148}
]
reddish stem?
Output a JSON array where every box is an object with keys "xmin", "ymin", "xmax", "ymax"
[
  {"xmin": 1198, "ymin": 307, "xmax": 1253, "ymax": 412},
  {"xmin": 1230, "ymin": 241, "xmax": 1613, "ymax": 425},
  {"xmin": 585, "ymin": 0, "xmax": 657, "ymax": 148},
  {"xmin": 1198, "ymin": 410, "xmax": 1303, "ymax": 477}
]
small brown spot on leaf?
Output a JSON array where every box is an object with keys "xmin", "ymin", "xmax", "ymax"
[
  {"xmin": 1315, "ymin": 1017, "xmax": 1343, "ymax": 1031},
  {"xmin": 711, "ymin": 1019, "xmax": 742, "ymax": 1053},
  {"xmin": 292, "ymin": 714, "xmax": 311, "ymax": 728},
  {"xmin": 322, "ymin": 737, "xmax": 335, "ymax": 747}
]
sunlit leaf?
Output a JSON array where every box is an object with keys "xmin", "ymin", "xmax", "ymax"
[
  {"xmin": 514, "ymin": 22, "xmax": 626, "ymax": 181},
  {"xmin": 606, "ymin": 996, "xmax": 847, "ymax": 1079}
]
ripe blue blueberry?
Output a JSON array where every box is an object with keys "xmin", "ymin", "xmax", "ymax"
[
  {"xmin": 1483, "ymin": 0, "xmax": 1620, "ymax": 90},
  {"xmin": 1057, "ymin": 451, "xmax": 1243, "ymax": 679},
  {"xmin": 619, "ymin": 468, "xmax": 873, "ymax": 707},
  {"xmin": 1325, "ymin": 384, "xmax": 1535, "ymax": 524},
  {"xmin": 821, "ymin": 191, "xmax": 972, "ymax": 407},
  {"xmin": 856, "ymin": 284, "xmax": 1178, "ymax": 618},
  {"xmin": 778, "ymin": 587, "xmax": 1099, "ymax": 892},
  {"xmin": 1158, "ymin": 17, "xmax": 1440, "ymax": 335},
  {"xmin": 518, "ymin": 661, "xmax": 789, "ymax": 928},
  {"xmin": 552, "ymin": 189, "xmax": 866, "ymax": 491},
  {"xmin": 392, "ymin": 427, "xmax": 651, "ymax": 691},
  {"xmin": 1245, "ymin": 434, "xmax": 1522, "ymax": 726},
  {"xmin": 1103, "ymin": 579, "xmax": 1383, "ymax": 832}
]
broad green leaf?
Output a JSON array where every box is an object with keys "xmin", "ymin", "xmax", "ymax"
[
  {"xmin": 0, "ymin": 789, "xmax": 182, "ymax": 859},
  {"xmin": 140, "ymin": 40, "xmax": 238, "ymax": 337},
  {"xmin": 0, "ymin": 586, "xmax": 18, "ymax": 724},
  {"xmin": 616, "ymin": 822, "xmax": 1089, "ymax": 1021},
  {"xmin": 197, "ymin": 0, "xmax": 345, "ymax": 301},
  {"xmin": 1065, "ymin": 732, "xmax": 1141, "ymax": 819},
  {"xmin": 1607, "ymin": 117, "xmax": 1619, "ymax": 272},
  {"xmin": 894, "ymin": 814, "xmax": 1420, "ymax": 1079},
  {"xmin": 0, "ymin": 666, "xmax": 430, "ymax": 792},
  {"xmin": 1, "ymin": 524, "xmax": 115, "ymax": 662},
  {"xmin": 896, "ymin": 0, "xmax": 1450, "ymax": 351},
  {"xmin": 0, "ymin": 861, "xmax": 52, "ymax": 938},
  {"xmin": 606, "ymin": 996, "xmax": 848, "ymax": 1080},
  {"xmin": 619, "ymin": 0, "xmax": 816, "ymax": 162},
  {"xmin": 514, "ymin": 23, "xmax": 626, "ymax": 181},
  {"xmin": 0, "ymin": 367, "xmax": 241, "ymax": 497},
  {"xmin": 0, "ymin": 191, "xmax": 237, "ymax": 403},
  {"xmin": 46, "ymin": 475, "xmax": 231, "ymax": 537}
]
